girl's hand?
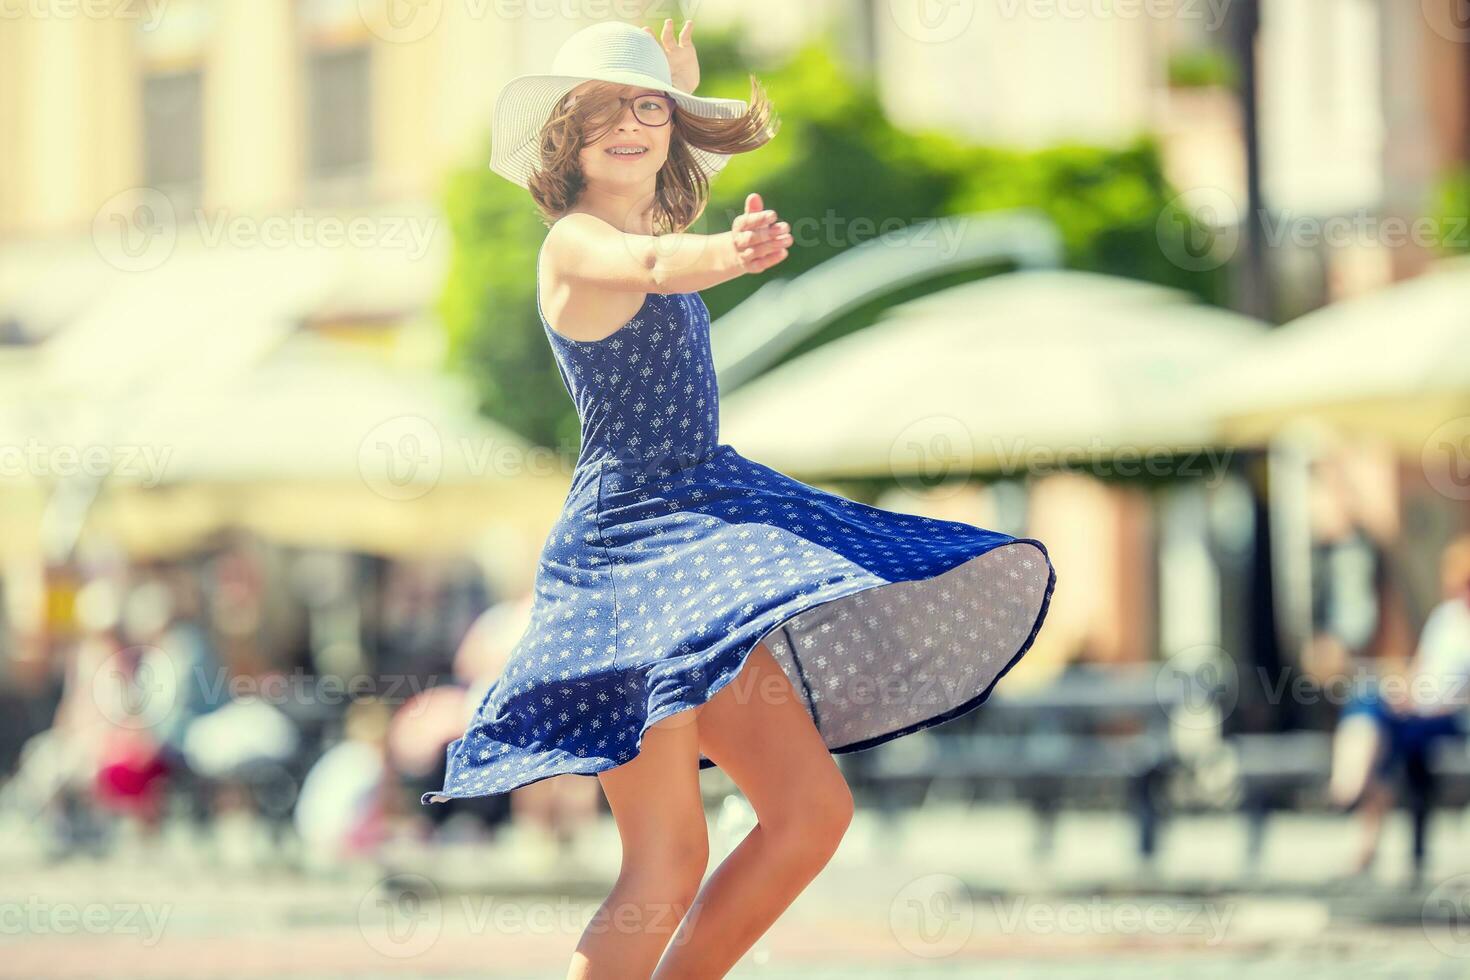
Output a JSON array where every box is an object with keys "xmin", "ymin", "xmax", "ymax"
[
  {"xmin": 644, "ymin": 18, "xmax": 700, "ymax": 93},
  {"xmin": 730, "ymin": 193, "xmax": 791, "ymax": 275}
]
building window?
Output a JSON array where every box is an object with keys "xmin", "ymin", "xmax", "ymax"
[
  {"xmin": 307, "ymin": 45, "xmax": 372, "ymax": 182},
  {"xmin": 141, "ymin": 69, "xmax": 204, "ymax": 200}
]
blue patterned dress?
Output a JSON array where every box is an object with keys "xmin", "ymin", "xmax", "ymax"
[{"xmin": 422, "ymin": 244, "xmax": 1056, "ymax": 803}]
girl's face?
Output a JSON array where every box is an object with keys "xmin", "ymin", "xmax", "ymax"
[{"xmin": 568, "ymin": 82, "xmax": 674, "ymax": 188}]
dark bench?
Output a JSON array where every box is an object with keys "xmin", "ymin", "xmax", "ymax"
[
  {"xmin": 1228, "ymin": 724, "xmax": 1470, "ymax": 880},
  {"xmin": 848, "ymin": 665, "xmax": 1178, "ymax": 860},
  {"xmin": 1226, "ymin": 731, "xmax": 1333, "ymax": 873}
]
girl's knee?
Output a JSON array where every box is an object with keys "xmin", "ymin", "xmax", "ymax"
[
  {"xmin": 622, "ymin": 826, "xmax": 709, "ymax": 897},
  {"xmin": 766, "ymin": 770, "xmax": 853, "ymax": 860},
  {"xmin": 601, "ymin": 843, "xmax": 706, "ymax": 947},
  {"xmin": 810, "ymin": 778, "xmax": 855, "ymax": 846}
]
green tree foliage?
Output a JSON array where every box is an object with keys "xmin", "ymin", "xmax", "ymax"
[
  {"xmin": 1166, "ymin": 46, "xmax": 1240, "ymax": 91},
  {"xmin": 439, "ymin": 28, "xmax": 1227, "ymax": 447},
  {"xmin": 1432, "ymin": 167, "xmax": 1470, "ymax": 255}
]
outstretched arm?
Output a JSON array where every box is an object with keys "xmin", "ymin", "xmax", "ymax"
[{"xmin": 544, "ymin": 194, "xmax": 791, "ymax": 295}]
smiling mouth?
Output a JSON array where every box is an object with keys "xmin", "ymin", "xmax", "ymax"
[{"xmin": 605, "ymin": 145, "xmax": 648, "ymax": 157}]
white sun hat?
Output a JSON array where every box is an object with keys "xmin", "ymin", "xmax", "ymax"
[{"xmin": 488, "ymin": 20, "xmax": 750, "ymax": 189}]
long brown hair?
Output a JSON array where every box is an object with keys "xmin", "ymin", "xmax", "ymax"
[{"xmin": 527, "ymin": 77, "xmax": 778, "ymax": 234}]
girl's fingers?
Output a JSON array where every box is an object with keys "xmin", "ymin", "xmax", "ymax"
[
  {"xmin": 732, "ymin": 200, "xmax": 788, "ymax": 271},
  {"xmin": 752, "ymin": 249, "xmax": 788, "ymax": 272},
  {"xmin": 736, "ymin": 231, "xmax": 790, "ymax": 258},
  {"xmin": 751, "ymin": 226, "xmax": 792, "ymax": 249},
  {"xmin": 745, "ymin": 220, "xmax": 787, "ymax": 239},
  {"xmin": 740, "ymin": 239, "xmax": 790, "ymax": 266},
  {"xmin": 734, "ymin": 210, "xmax": 779, "ymax": 234},
  {"xmin": 739, "ymin": 222, "xmax": 792, "ymax": 247}
]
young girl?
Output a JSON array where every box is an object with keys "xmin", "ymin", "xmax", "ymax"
[{"xmin": 424, "ymin": 19, "xmax": 1056, "ymax": 978}]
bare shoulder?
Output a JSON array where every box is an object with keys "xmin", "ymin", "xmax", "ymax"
[
  {"xmin": 541, "ymin": 212, "xmax": 616, "ymax": 295},
  {"xmin": 542, "ymin": 212, "xmax": 618, "ymax": 269},
  {"xmin": 539, "ymin": 213, "xmax": 646, "ymax": 343}
]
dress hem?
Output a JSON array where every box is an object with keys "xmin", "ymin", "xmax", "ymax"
[{"xmin": 421, "ymin": 535, "xmax": 1056, "ymax": 805}]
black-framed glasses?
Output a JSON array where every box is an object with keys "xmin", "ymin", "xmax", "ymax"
[{"xmin": 578, "ymin": 92, "xmax": 675, "ymax": 128}]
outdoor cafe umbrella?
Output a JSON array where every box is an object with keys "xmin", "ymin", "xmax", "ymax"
[
  {"xmin": 1204, "ymin": 260, "xmax": 1470, "ymax": 451},
  {"xmin": 5, "ymin": 216, "xmax": 543, "ymax": 563},
  {"xmin": 86, "ymin": 336, "xmax": 568, "ymax": 565},
  {"xmin": 718, "ymin": 270, "xmax": 1268, "ymax": 480}
]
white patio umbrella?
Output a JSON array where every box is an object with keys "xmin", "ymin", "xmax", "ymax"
[
  {"xmin": 1204, "ymin": 260, "xmax": 1470, "ymax": 450},
  {"xmin": 6, "ymin": 215, "xmax": 563, "ymax": 564},
  {"xmin": 718, "ymin": 270, "xmax": 1268, "ymax": 480},
  {"xmin": 87, "ymin": 336, "xmax": 569, "ymax": 561}
]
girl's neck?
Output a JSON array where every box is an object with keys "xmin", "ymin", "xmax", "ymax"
[{"xmin": 570, "ymin": 183, "xmax": 659, "ymax": 235}]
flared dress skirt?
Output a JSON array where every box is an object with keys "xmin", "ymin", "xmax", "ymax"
[{"xmin": 423, "ymin": 254, "xmax": 1057, "ymax": 803}]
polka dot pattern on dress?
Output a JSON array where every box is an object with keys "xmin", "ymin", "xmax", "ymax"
[{"xmin": 421, "ymin": 240, "xmax": 1057, "ymax": 804}]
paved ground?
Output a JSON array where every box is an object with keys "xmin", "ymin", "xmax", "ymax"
[{"xmin": 2, "ymin": 802, "xmax": 1469, "ymax": 978}]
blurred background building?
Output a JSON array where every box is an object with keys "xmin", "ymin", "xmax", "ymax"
[{"xmin": 2, "ymin": 1, "xmax": 1470, "ymax": 976}]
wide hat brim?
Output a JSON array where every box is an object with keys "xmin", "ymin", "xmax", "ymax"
[{"xmin": 488, "ymin": 71, "xmax": 749, "ymax": 190}]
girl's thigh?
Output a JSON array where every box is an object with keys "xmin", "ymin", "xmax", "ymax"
[
  {"xmin": 598, "ymin": 708, "xmax": 708, "ymax": 859},
  {"xmin": 694, "ymin": 643, "xmax": 852, "ymax": 824}
]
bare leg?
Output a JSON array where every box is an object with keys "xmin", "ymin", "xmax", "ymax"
[
  {"xmin": 1352, "ymin": 781, "xmax": 1393, "ymax": 874},
  {"xmin": 1329, "ymin": 713, "xmax": 1391, "ymax": 874},
  {"xmin": 1329, "ymin": 713, "xmax": 1382, "ymax": 808},
  {"xmin": 566, "ymin": 711, "xmax": 709, "ymax": 980},
  {"xmin": 651, "ymin": 642, "xmax": 854, "ymax": 979}
]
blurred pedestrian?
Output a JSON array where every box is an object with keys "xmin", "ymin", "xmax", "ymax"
[
  {"xmin": 1329, "ymin": 534, "xmax": 1470, "ymax": 875},
  {"xmin": 294, "ymin": 697, "xmax": 393, "ymax": 862}
]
